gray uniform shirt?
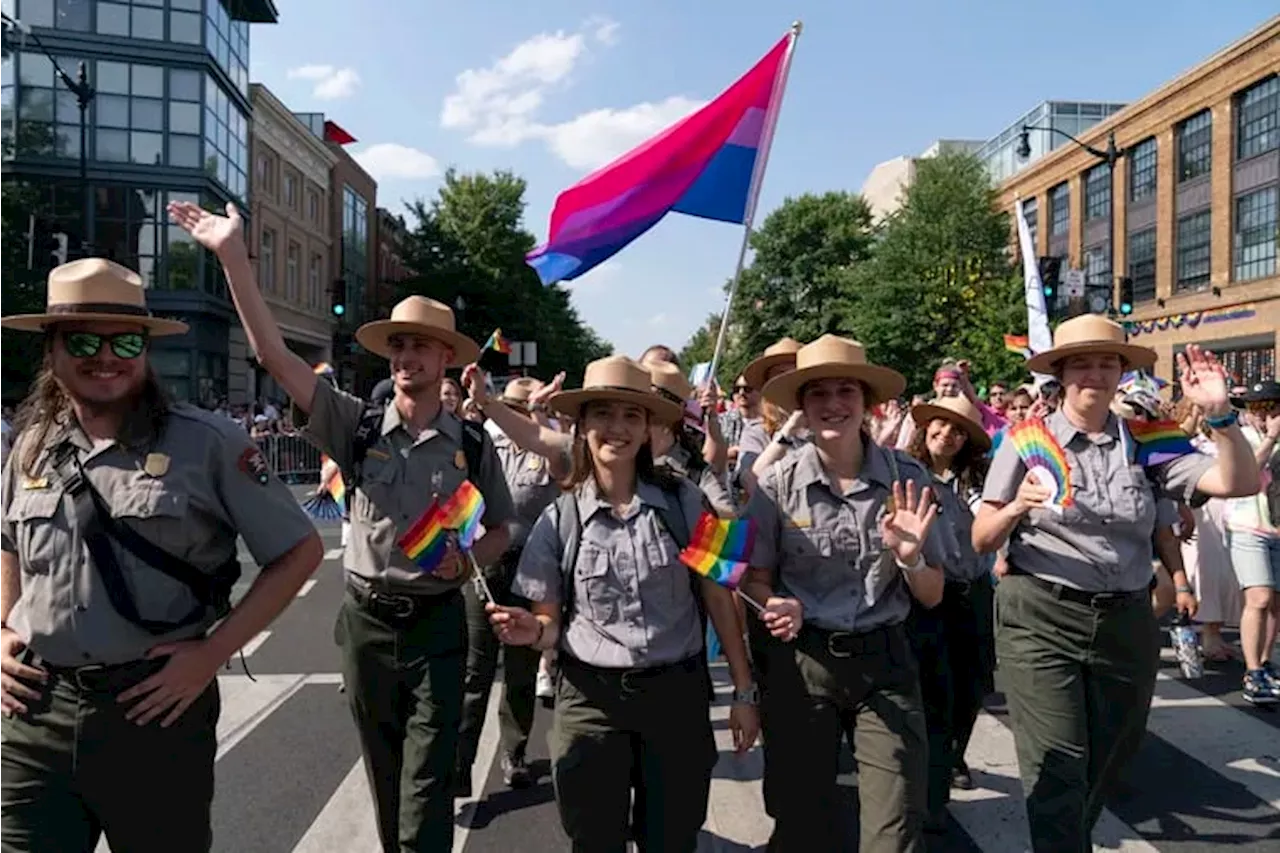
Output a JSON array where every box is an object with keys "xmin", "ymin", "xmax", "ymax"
[
  {"xmin": 931, "ymin": 470, "xmax": 989, "ymax": 583},
  {"xmin": 746, "ymin": 440, "xmax": 952, "ymax": 633},
  {"xmin": 1, "ymin": 405, "xmax": 315, "ymax": 666},
  {"xmin": 491, "ymin": 427, "xmax": 562, "ymax": 551},
  {"xmin": 305, "ymin": 381, "xmax": 516, "ymax": 593},
  {"xmin": 982, "ymin": 409, "xmax": 1213, "ymax": 592},
  {"xmin": 513, "ymin": 476, "xmax": 705, "ymax": 668}
]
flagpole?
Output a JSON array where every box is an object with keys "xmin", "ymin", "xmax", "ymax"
[{"xmin": 707, "ymin": 21, "xmax": 803, "ymax": 383}]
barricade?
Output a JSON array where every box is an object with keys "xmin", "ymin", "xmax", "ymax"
[{"xmin": 256, "ymin": 433, "xmax": 322, "ymax": 485}]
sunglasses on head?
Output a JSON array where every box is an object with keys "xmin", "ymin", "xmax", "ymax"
[{"xmin": 61, "ymin": 331, "xmax": 149, "ymax": 360}]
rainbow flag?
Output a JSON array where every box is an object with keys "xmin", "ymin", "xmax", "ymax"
[
  {"xmin": 1126, "ymin": 418, "xmax": 1197, "ymax": 466},
  {"xmin": 679, "ymin": 513, "xmax": 755, "ymax": 589},
  {"xmin": 438, "ymin": 480, "xmax": 486, "ymax": 551},
  {"xmin": 313, "ymin": 362, "xmax": 335, "ymax": 376},
  {"xmin": 483, "ymin": 328, "xmax": 512, "ymax": 355},
  {"xmin": 397, "ymin": 499, "xmax": 449, "ymax": 573},
  {"xmin": 526, "ymin": 28, "xmax": 797, "ymax": 284},
  {"xmin": 1003, "ymin": 334, "xmax": 1031, "ymax": 359},
  {"xmin": 1006, "ymin": 418, "xmax": 1074, "ymax": 510}
]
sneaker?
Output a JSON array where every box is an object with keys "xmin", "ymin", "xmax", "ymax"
[
  {"xmin": 1243, "ymin": 670, "xmax": 1278, "ymax": 706},
  {"xmin": 502, "ymin": 753, "xmax": 532, "ymax": 789},
  {"xmin": 952, "ymin": 763, "xmax": 974, "ymax": 790},
  {"xmin": 1262, "ymin": 662, "xmax": 1280, "ymax": 699}
]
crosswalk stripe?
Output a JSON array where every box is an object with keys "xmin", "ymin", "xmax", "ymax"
[
  {"xmin": 239, "ymin": 630, "xmax": 272, "ymax": 657},
  {"xmin": 323, "ymin": 547, "xmax": 345, "ymax": 560},
  {"xmin": 291, "ymin": 759, "xmax": 381, "ymax": 853},
  {"xmin": 296, "ymin": 579, "xmax": 318, "ymax": 597}
]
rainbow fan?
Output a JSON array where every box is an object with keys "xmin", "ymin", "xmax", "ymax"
[
  {"xmin": 1006, "ymin": 418, "xmax": 1074, "ymax": 512},
  {"xmin": 1126, "ymin": 418, "xmax": 1197, "ymax": 467}
]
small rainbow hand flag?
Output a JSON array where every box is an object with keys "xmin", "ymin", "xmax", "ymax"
[
  {"xmin": 1126, "ymin": 418, "xmax": 1197, "ymax": 467},
  {"xmin": 397, "ymin": 499, "xmax": 449, "ymax": 573},
  {"xmin": 438, "ymin": 480, "xmax": 486, "ymax": 551},
  {"xmin": 1006, "ymin": 418, "xmax": 1074, "ymax": 512},
  {"xmin": 483, "ymin": 328, "xmax": 512, "ymax": 355},
  {"xmin": 313, "ymin": 362, "xmax": 335, "ymax": 376},
  {"xmin": 1003, "ymin": 334, "xmax": 1031, "ymax": 359},
  {"xmin": 679, "ymin": 513, "xmax": 755, "ymax": 590}
]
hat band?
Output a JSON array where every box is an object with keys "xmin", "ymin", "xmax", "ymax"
[
  {"xmin": 46, "ymin": 302, "xmax": 151, "ymax": 318},
  {"xmin": 653, "ymin": 386, "xmax": 686, "ymax": 406},
  {"xmin": 580, "ymin": 383, "xmax": 652, "ymax": 399}
]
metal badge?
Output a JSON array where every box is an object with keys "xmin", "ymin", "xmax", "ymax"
[
  {"xmin": 143, "ymin": 453, "xmax": 170, "ymax": 478},
  {"xmin": 455, "ymin": 449, "xmax": 467, "ymax": 470}
]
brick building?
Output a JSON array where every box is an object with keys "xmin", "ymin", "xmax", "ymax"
[
  {"xmin": 375, "ymin": 206, "xmax": 412, "ymax": 307},
  {"xmin": 246, "ymin": 83, "xmax": 338, "ymax": 406},
  {"xmin": 997, "ymin": 17, "xmax": 1279, "ymax": 386}
]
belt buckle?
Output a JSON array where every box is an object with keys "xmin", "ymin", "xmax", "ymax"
[
  {"xmin": 619, "ymin": 669, "xmax": 642, "ymax": 693},
  {"xmin": 73, "ymin": 663, "xmax": 108, "ymax": 691},
  {"xmin": 385, "ymin": 594, "xmax": 416, "ymax": 619},
  {"xmin": 827, "ymin": 632, "xmax": 854, "ymax": 659}
]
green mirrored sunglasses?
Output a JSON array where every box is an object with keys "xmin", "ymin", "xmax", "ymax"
[{"xmin": 61, "ymin": 331, "xmax": 149, "ymax": 360}]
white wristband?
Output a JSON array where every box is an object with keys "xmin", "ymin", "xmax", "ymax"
[{"xmin": 895, "ymin": 554, "xmax": 927, "ymax": 574}]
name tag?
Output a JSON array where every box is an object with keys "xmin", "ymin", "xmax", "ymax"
[
  {"xmin": 366, "ymin": 448, "xmax": 390, "ymax": 461},
  {"xmin": 785, "ymin": 514, "xmax": 811, "ymax": 529},
  {"xmin": 20, "ymin": 476, "xmax": 49, "ymax": 490}
]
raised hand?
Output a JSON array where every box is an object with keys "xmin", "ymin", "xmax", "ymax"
[
  {"xmin": 167, "ymin": 201, "xmax": 246, "ymax": 257},
  {"xmin": 460, "ymin": 364, "xmax": 488, "ymax": 406},
  {"xmin": 880, "ymin": 480, "xmax": 938, "ymax": 566},
  {"xmin": 1175, "ymin": 345, "xmax": 1230, "ymax": 417}
]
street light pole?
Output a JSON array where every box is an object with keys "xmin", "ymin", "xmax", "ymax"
[{"xmin": 1017, "ymin": 126, "xmax": 1123, "ymax": 317}]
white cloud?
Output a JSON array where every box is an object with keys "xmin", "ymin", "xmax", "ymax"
[
  {"xmin": 286, "ymin": 64, "xmax": 361, "ymax": 100},
  {"xmin": 353, "ymin": 144, "xmax": 441, "ymax": 181},
  {"xmin": 589, "ymin": 16, "xmax": 620, "ymax": 45},
  {"xmin": 539, "ymin": 96, "xmax": 705, "ymax": 170}
]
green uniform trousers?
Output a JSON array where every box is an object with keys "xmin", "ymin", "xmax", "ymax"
[
  {"xmin": 550, "ymin": 655, "xmax": 717, "ymax": 853},
  {"xmin": 336, "ymin": 585, "xmax": 467, "ymax": 853},
  {"xmin": 457, "ymin": 557, "xmax": 540, "ymax": 776},
  {"xmin": 996, "ymin": 573, "xmax": 1159, "ymax": 853},
  {"xmin": 763, "ymin": 623, "xmax": 929, "ymax": 853},
  {"xmin": 0, "ymin": 656, "xmax": 219, "ymax": 853}
]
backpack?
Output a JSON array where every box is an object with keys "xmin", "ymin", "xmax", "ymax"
[{"xmin": 347, "ymin": 405, "xmax": 485, "ymax": 502}]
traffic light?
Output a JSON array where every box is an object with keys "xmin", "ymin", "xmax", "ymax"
[
  {"xmin": 26, "ymin": 215, "xmax": 70, "ymax": 269},
  {"xmin": 1038, "ymin": 256, "xmax": 1062, "ymax": 303},
  {"xmin": 1118, "ymin": 277, "xmax": 1135, "ymax": 316},
  {"xmin": 330, "ymin": 278, "xmax": 346, "ymax": 318}
]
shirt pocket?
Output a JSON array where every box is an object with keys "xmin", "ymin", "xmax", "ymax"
[
  {"xmin": 111, "ymin": 487, "xmax": 199, "ymax": 623},
  {"xmin": 575, "ymin": 545, "xmax": 625, "ymax": 624},
  {"xmin": 780, "ymin": 525, "xmax": 833, "ymax": 576},
  {"xmin": 1117, "ymin": 464, "xmax": 1156, "ymax": 528},
  {"xmin": 7, "ymin": 490, "xmax": 67, "ymax": 576},
  {"xmin": 353, "ymin": 453, "xmax": 396, "ymax": 522}
]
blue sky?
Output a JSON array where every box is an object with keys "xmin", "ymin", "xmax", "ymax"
[{"xmin": 249, "ymin": 0, "xmax": 1276, "ymax": 362}]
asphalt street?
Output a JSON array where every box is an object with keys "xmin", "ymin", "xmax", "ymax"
[{"xmin": 98, "ymin": 512, "xmax": 1280, "ymax": 852}]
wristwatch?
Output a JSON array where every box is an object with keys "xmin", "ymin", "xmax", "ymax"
[
  {"xmin": 774, "ymin": 434, "xmax": 795, "ymax": 448},
  {"xmin": 732, "ymin": 684, "xmax": 760, "ymax": 705}
]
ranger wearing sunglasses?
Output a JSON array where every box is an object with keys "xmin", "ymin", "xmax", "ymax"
[
  {"xmin": 0, "ymin": 258, "xmax": 325, "ymax": 853},
  {"xmin": 170, "ymin": 200, "xmax": 516, "ymax": 853}
]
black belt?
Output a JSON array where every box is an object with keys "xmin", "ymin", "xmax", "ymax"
[
  {"xmin": 42, "ymin": 656, "xmax": 166, "ymax": 693},
  {"xmin": 801, "ymin": 623, "xmax": 898, "ymax": 659},
  {"xmin": 1013, "ymin": 570, "xmax": 1149, "ymax": 609},
  {"xmin": 345, "ymin": 575, "xmax": 458, "ymax": 621},
  {"xmin": 561, "ymin": 653, "xmax": 702, "ymax": 694},
  {"xmin": 945, "ymin": 576, "xmax": 989, "ymax": 595}
]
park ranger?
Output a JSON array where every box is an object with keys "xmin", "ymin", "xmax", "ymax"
[
  {"xmin": 0, "ymin": 258, "xmax": 323, "ymax": 853},
  {"xmin": 168, "ymin": 200, "xmax": 516, "ymax": 853}
]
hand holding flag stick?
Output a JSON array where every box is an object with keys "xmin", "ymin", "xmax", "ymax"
[
  {"xmin": 396, "ymin": 481, "xmax": 488, "ymax": 577},
  {"xmin": 678, "ymin": 513, "xmax": 767, "ymax": 614}
]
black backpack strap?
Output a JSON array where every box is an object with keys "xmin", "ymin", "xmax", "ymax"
[
  {"xmin": 555, "ymin": 491, "xmax": 582, "ymax": 629},
  {"xmin": 50, "ymin": 446, "xmax": 237, "ymax": 635},
  {"xmin": 460, "ymin": 420, "xmax": 485, "ymax": 481},
  {"xmin": 345, "ymin": 405, "xmax": 386, "ymax": 510}
]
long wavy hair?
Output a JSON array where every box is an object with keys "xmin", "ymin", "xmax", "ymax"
[
  {"xmin": 558, "ymin": 403, "xmax": 684, "ymax": 495},
  {"xmin": 906, "ymin": 416, "xmax": 989, "ymax": 498},
  {"xmin": 15, "ymin": 343, "xmax": 170, "ymax": 478}
]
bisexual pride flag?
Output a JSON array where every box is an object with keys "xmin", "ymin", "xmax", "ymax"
[{"xmin": 526, "ymin": 27, "xmax": 799, "ymax": 284}]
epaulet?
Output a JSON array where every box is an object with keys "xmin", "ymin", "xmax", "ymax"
[{"xmin": 167, "ymin": 404, "xmax": 245, "ymax": 440}]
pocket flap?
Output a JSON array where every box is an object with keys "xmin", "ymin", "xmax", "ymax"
[
  {"xmin": 575, "ymin": 545, "xmax": 611, "ymax": 579},
  {"xmin": 111, "ymin": 488, "xmax": 189, "ymax": 520},
  {"xmin": 7, "ymin": 490, "xmax": 63, "ymax": 521}
]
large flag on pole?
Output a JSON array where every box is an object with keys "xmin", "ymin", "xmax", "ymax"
[
  {"xmin": 1015, "ymin": 199, "xmax": 1055, "ymax": 384},
  {"xmin": 526, "ymin": 31, "xmax": 796, "ymax": 285}
]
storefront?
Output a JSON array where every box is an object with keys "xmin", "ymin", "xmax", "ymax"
[{"xmin": 1124, "ymin": 299, "xmax": 1278, "ymax": 387}]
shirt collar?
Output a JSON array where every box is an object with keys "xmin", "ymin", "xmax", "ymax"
[
  {"xmin": 1048, "ymin": 407, "xmax": 1120, "ymax": 448},
  {"xmin": 575, "ymin": 475, "xmax": 670, "ymax": 523},
  {"xmin": 791, "ymin": 435, "xmax": 894, "ymax": 493}
]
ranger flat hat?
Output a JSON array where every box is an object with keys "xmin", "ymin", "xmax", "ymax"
[
  {"xmin": 355, "ymin": 296, "xmax": 481, "ymax": 364},
  {"xmin": 550, "ymin": 356, "xmax": 682, "ymax": 424},
  {"xmin": 911, "ymin": 394, "xmax": 991, "ymax": 451},
  {"xmin": 741, "ymin": 337, "xmax": 803, "ymax": 390},
  {"xmin": 2, "ymin": 258, "xmax": 188, "ymax": 335},
  {"xmin": 1026, "ymin": 314, "xmax": 1156, "ymax": 374},
  {"xmin": 763, "ymin": 334, "xmax": 906, "ymax": 410}
]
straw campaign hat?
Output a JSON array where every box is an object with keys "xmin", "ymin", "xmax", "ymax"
[
  {"xmin": 911, "ymin": 395, "xmax": 991, "ymax": 451},
  {"xmin": 2, "ymin": 258, "xmax": 189, "ymax": 335},
  {"xmin": 762, "ymin": 334, "xmax": 906, "ymax": 410},
  {"xmin": 500, "ymin": 377, "xmax": 543, "ymax": 410},
  {"xmin": 742, "ymin": 337, "xmax": 803, "ymax": 389},
  {"xmin": 649, "ymin": 361, "xmax": 694, "ymax": 416},
  {"xmin": 355, "ymin": 296, "xmax": 481, "ymax": 364},
  {"xmin": 550, "ymin": 356, "xmax": 682, "ymax": 424},
  {"xmin": 1026, "ymin": 314, "xmax": 1156, "ymax": 374}
]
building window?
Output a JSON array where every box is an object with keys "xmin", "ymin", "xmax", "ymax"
[
  {"xmin": 260, "ymin": 228, "xmax": 276, "ymax": 293},
  {"xmin": 308, "ymin": 253, "xmax": 322, "ymax": 309},
  {"xmin": 1022, "ymin": 197, "xmax": 1038, "ymax": 247},
  {"xmin": 342, "ymin": 185, "xmax": 370, "ymax": 321},
  {"xmin": 284, "ymin": 172, "xmax": 297, "ymax": 209},
  {"xmin": 14, "ymin": 0, "xmax": 91, "ymax": 31},
  {"xmin": 152, "ymin": 349, "xmax": 193, "ymax": 403},
  {"xmin": 1127, "ymin": 228, "xmax": 1156, "ymax": 304},
  {"xmin": 286, "ymin": 241, "xmax": 300, "ymax": 302},
  {"xmin": 204, "ymin": 0, "xmax": 249, "ymax": 96},
  {"xmin": 1176, "ymin": 110, "xmax": 1212, "ymax": 182},
  {"xmin": 95, "ymin": 185, "xmax": 159, "ymax": 286},
  {"xmin": 203, "ymin": 74, "xmax": 248, "ymax": 199},
  {"xmin": 307, "ymin": 190, "xmax": 320, "ymax": 224},
  {"xmin": 1175, "ymin": 210, "xmax": 1211, "ymax": 292},
  {"xmin": 1219, "ymin": 346, "xmax": 1276, "ymax": 390},
  {"xmin": 169, "ymin": 0, "xmax": 202, "ymax": 45},
  {"xmin": 1236, "ymin": 76, "xmax": 1279, "ymax": 161},
  {"xmin": 1128, "ymin": 137, "xmax": 1157, "ymax": 202},
  {"xmin": 91, "ymin": 60, "xmax": 167, "ymax": 166},
  {"xmin": 1084, "ymin": 164, "xmax": 1110, "ymax": 221},
  {"xmin": 1049, "ymin": 183, "xmax": 1069, "ymax": 236},
  {"xmin": 1084, "ymin": 244, "xmax": 1109, "ymax": 289},
  {"xmin": 164, "ymin": 190, "xmax": 202, "ymax": 290},
  {"xmin": 11, "ymin": 50, "xmax": 91, "ymax": 159},
  {"xmin": 1233, "ymin": 186, "xmax": 1277, "ymax": 282},
  {"xmin": 96, "ymin": 1, "xmax": 165, "ymax": 41},
  {"xmin": 166, "ymin": 67, "xmax": 202, "ymax": 168}
]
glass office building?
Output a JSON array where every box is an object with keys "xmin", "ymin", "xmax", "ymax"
[
  {"xmin": 1, "ymin": 0, "xmax": 277, "ymax": 405},
  {"xmin": 977, "ymin": 101, "xmax": 1127, "ymax": 184}
]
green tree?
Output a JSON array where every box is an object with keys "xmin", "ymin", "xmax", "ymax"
[
  {"xmin": 677, "ymin": 313, "xmax": 722, "ymax": 373},
  {"xmin": 842, "ymin": 152, "xmax": 1026, "ymax": 394},
  {"xmin": 397, "ymin": 169, "xmax": 611, "ymax": 383},
  {"xmin": 712, "ymin": 191, "xmax": 874, "ymax": 385}
]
